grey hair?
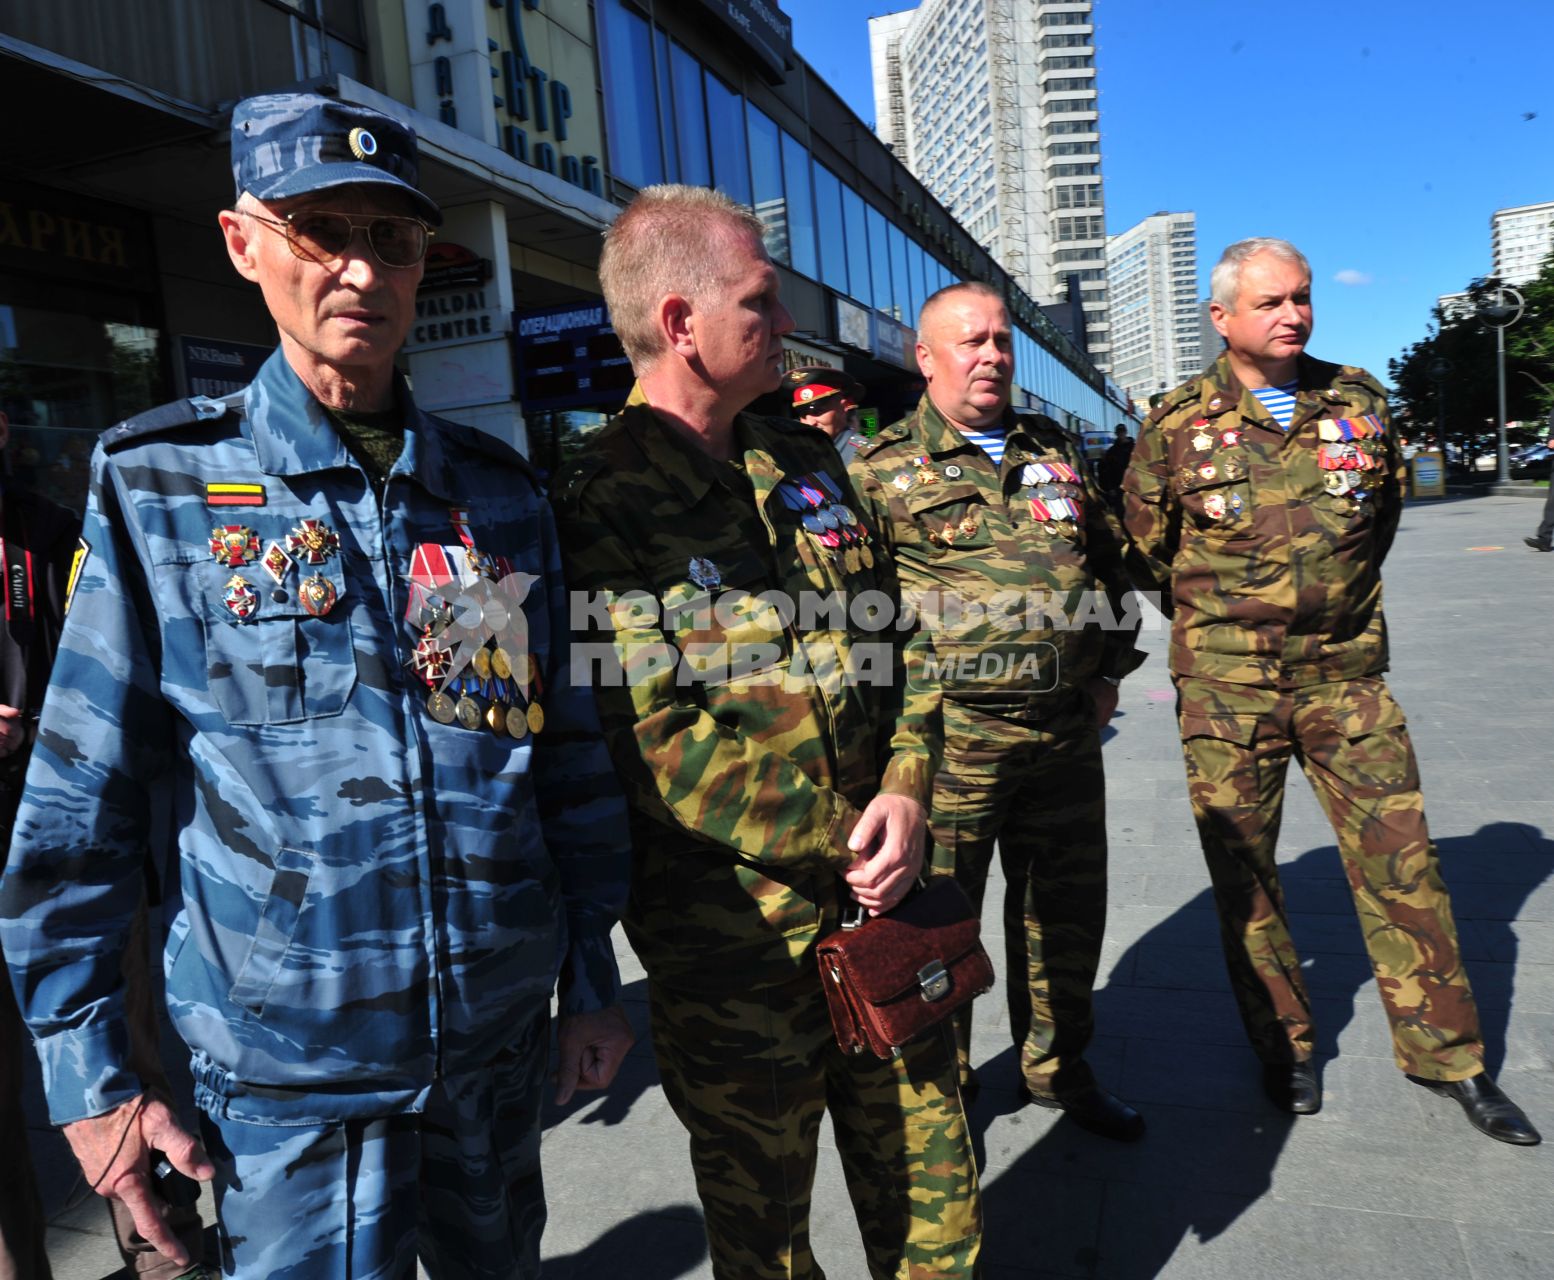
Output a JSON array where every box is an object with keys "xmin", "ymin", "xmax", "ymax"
[
  {"xmin": 1210, "ymin": 238, "xmax": 1311, "ymax": 311},
  {"xmin": 599, "ymin": 185, "xmax": 768, "ymax": 372}
]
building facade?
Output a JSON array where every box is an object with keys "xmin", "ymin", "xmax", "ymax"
[
  {"xmin": 1106, "ymin": 210, "xmax": 1204, "ymax": 412},
  {"xmin": 0, "ymin": 0, "xmax": 1134, "ymax": 512},
  {"xmin": 869, "ymin": 0, "xmax": 1110, "ymax": 370},
  {"xmin": 1491, "ymin": 200, "xmax": 1554, "ymax": 287}
]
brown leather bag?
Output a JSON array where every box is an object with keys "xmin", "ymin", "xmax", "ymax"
[{"xmin": 817, "ymin": 876, "xmax": 994, "ymax": 1059}]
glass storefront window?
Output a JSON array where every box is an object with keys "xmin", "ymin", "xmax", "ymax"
[
  {"xmin": 597, "ymin": 0, "xmax": 662, "ymax": 188},
  {"xmin": 704, "ymin": 72, "xmax": 751, "ymax": 206},
  {"xmin": 747, "ymin": 106, "xmax": 786, "ymax": 265},
  {"xmin": 654, "ymin": 29, "xmax": 678, "ymax": 181},
  {"xmin": 782, "ymin": 131, "xmax": 817, "ymax": 279},
  {"xmin": 670, "ymin": 40, "xmax": 711, "ymax": 188},
  {"xmin": 867, "ymin": 205, "xmax": 892, "ymax": 320},
  {"xmin": 907, "ymin": 243, "xmax": 926, "ymax": 321},
  {"xmin": 888, "ymin": 223, "xmax": 910, "ymax": 324},
  {"xmin": 813, "ymin": 162, "xmax": 848, "ymax": 295},
  {"xmin": 841, "ymin": 186, "xmax": 871, "ymax": 308}
]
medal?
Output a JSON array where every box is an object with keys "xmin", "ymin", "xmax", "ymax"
[
  {"xmin": 944, "ymin": 464, "xmax": 963, "ymax": 479},
  {"xmin": 299, "ymin": 573, "xmax": 338, "ymax": 618},
  {"xmin": 209, "ymin": 525, "xmax": 260, "ymax": 567},
  {"xmin": 1198, "ymin": 463, "xmax": 1217, "ymax": 481},
  {"xmin": 471, "ymin": 646, "xmax": 493, "ymax": 681},
  {"xmin": 221, "ymin": 574, "xmax": 258, "ymax": 620},
  {"xmin": 893, "ymin": 473, "xmax": 912, "ymax": 491},
  {"xmin": 427, "ymin": 689, "xmax": 457, "ymax": 723},
  {"xmin": 486, "ymin": 701, "xmax": 507, "ymax": 734},
  {"xmin": 1221, "ymin": 430, "xmax": 1240, "ymax": 447},
  {"xmin": 1203, "ymin": 493, "xmax": 1228, "ymax": 520},
  {"xmin": 844, "ymin": 546, "xmax": 861, "ymax": 573},
  {"xmin": 285, "ymin": 517, "xmax": 340, "ymax": 565},
  {"xmin": 1223, "ymin": 456, "xmax": 1246, "ymax": 481},
  {"xmin": 959, "ymin": 515, "xmax": 979, "ymax": 537},
  {"xmin": 507, "ymin": 708, "xmax": 529, "ymax": 739},
  {"xmin": 941, "ymin": 522, "xmax": 958, "ymax": 545},
  {"xmin": 526, "ymin": 702, "xmax": 545, "ymax": 734},
  {"xmin": 455, "ymin": 695, "xmax": 485, "ymax": 732},
  {"xmin": 1229, "ymin": 491, "xmax": 1245, "ymax": 515},
  {"xmin": 415, "ymin": 633, "xmax": 452, "ymax": 683},
  {"xmin": 860, "ymin": 544, "xmax": 874, "ymax": 569},
  {"xmin": 801, "ymin": 513, "xmax": 826, "ymax": 534},
  {"xmin": 490, "ymin": 646, "xmax": 513, "ymax": 680},
  {"xmin": 1192, "ymin": 431, "xmax": 1213, "ymax": 452},
  {"xmin": 688, "ymin": 556, "xmax": 721, "ymax": 590},
  {"xmin": 261, "ymin": 541, "xmax": 293, "ymax": 584}
]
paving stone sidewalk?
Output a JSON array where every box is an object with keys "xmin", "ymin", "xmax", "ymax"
[{"xmin": 28, "ymin": 493, "xmax": 1553, "ymax": 1278}]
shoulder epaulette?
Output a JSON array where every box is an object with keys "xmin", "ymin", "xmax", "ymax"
[
  {"xmin": 550, "ymin": 451, "xmax": 610, "ymax": 507},
  {"xmin": 1148, "ymin": 380, "xmax": 1199, "ymax": 424},
  {"xmin": 857, "ymin": 422, "xmax": 912, "ymax": 459},
  {"xmin": 1336, "ymin": 365, "xmax": 1387, "ymax": 397},
  {"xmin": 100, "ymin": 392, "xmax": 245, "ymax": 453}
]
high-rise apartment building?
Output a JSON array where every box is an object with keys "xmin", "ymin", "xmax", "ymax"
[
  {"xmin": 1490, "ymin": 201, "xmax": 1554, "ymax": 286},
  {"xmin": 1105, "ymin": 211, "xmax": 1204, "ymax": 410},
  {"xmin": 870, "ymin": 0, "xmax": 1111, "ymax": 369}
]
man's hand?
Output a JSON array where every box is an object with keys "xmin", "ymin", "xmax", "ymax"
[
  {"xmin": 0, "ymin": 705, "xmax": 25, "ymax": 758},
  {"xmin": 1087, "ymin": 678, "xmax": 1119, "ymax": 729},
  {"xmin": 554, "ymin": 1005, "xmax": 635, "ymax": 1106},
  {"xmin": 62, "ymin": 1094, "xmax": 214, "ymax": 1269},
  {"xmin": 842, "ymin": 793, "xmax": 927, "ymax": 916}
]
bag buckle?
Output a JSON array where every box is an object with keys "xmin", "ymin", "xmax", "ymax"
[{"xmin": 917, "ymin": 959, "xmax": 950, "ymax": 1003}]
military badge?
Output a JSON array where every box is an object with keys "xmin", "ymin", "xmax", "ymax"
[
  {"xmin": 206, "ymin": 482, "xmax": 266, "ymax": 508},
  {"xmin": 1229, "ymin": 491, "xmax": 1245, "ymax": 515},
  {"xmin": 286, "ymin": 518, "xmax": 341, "ymax": 565},
  {"xmin": 210, "ymin": 525, "xmax": 260, "ymax": 567},
  {"xmin": 1222, "ymin": 456, "xmax": 1247, "ymax": 481},
  {"xmin": 893, "ymin": 473, "xmax": 912, "ymax": 491},
  {"xmin": 426, "ymin": 689, "xmax": 457, "ymax": 723},
  {"xmin": 526, "ymin": 702, "xmax": 545, "ymax": 734},
  {"xmin": 299, "ymin": 573, "xmax": 338, "ymax": 618},
  {"xmin": 959, "ymin": 514, "xmax": 979, "ymax": 537},
  {"xmin": 688, "ymin": 556, "xmax": 721, "ymax": 590},
  {"xmin": 261, "ymin": 541, "xmax": 294, "ymax": 584},
  {"xmin": 1203, "ymin": 494, "xmax": 1228, "ymax": 520},
  {"xmin": 1220, "ymin": 430, "xmax": 1241, "ymax": 447},
  {"xmin": 944, "ymin": 464, "xmax": 964, "ymax": 479},
  {"xmin": 221, "ymin": 574, "xmax": 258, "ymax": 620},
  {"xmin": 1198, "ymin": 463, "xmax": 1218, "ymax": 481},
  {"xmin": 414, "ymin": 633, "xmax": 452, "ymax": 683},
  {"xmin": 348, "ymin": 126, "xmax": 378, "ymax": 160},
  {"xmin": 912, "ymin": 455, "xmax": 939, "ymax": 485},
  {"xmin": 1192, "ymin": 431, "xmax": 1213, "ymax": 453}
]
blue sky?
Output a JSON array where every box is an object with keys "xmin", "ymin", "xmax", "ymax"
[{"xmin": 781, "ymin": 0, "xmax": 1554, "ymax": 386}]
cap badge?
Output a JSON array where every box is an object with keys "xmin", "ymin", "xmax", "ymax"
[
  {"xmin": 348, "ymin": 127, "xmax": 378, "ymax": 160},
  {"xmin": 688, "ymin": 556, "xmax": 722, "ymax": 591},
  {"xmin": 799, "ymin": 388, "xmax": 816, "ymax": 402}
]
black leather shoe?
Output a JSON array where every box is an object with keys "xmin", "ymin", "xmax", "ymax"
[
  {"xmin": 1024, "ymin": 1083, "xmax": 1145, "ymax": 1142},
  {"xmin": 1416, "ymin": 1073, "xmax": 1542, "ymax": 1146},
  {"xmin": 1262, "ymin": 1061, "xmax": 1322, "ymax": 1114},
  {"xmin": 1525, "ymin": 537, "xmax": 1553, "ymax": 552}
]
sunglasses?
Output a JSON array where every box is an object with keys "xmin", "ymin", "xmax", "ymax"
[{"xmin": 247, "ymin": 210, "xmax": 433, "ymax": 269}]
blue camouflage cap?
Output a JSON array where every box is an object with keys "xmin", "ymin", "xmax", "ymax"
[{"xmin": 231, "ymin": 92, "xmax": 442, "ymax": 226}]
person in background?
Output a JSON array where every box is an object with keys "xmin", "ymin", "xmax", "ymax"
[{"xmin": 781, "ymin": 364, "xmax": 873, "ymax": 464}]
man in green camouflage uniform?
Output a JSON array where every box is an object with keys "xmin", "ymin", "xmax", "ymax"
[
  {"xmin": 551, "ymin": 186, "xmax": 981, "ymax": 1278},
  {"xmin": 1124, "ymin": 237, "xmax": 1540, "ymax": 1145},
  {"xmin": 849, "ymin": 282, "xmax": 1145, "ymax": 1142}
]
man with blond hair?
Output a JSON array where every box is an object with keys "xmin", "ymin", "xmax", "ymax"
[
  {"xmin": 551, "ymin": 185, "xmax": 981, "ymax": 1279},
  {"xmin": 1125, "ymin": 236, "xmax": 1539, "ymax": 1145}
]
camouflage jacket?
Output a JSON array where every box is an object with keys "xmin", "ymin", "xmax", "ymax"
[
  {"xmin": 1123, "ymin": 352, "xmax": 1404, "ymax": 687},
  {"xmin": 550, "ymin": 396, "xmax": 941, "ymax": 992},
  {"xmin": 0, "ymin": 351, "xmax": 629, "ymax": 1125},
  {"xmin": 848, "ymin": 395, "xmax": 1143, "ymax": 716}
]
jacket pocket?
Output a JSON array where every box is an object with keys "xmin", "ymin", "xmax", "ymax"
[
  {"xmin": 199, "ymin": 560, "xmax": 356, "ymax": 725},
  {"xmin": 904, "ymin": 481, "xmax": 997, "ymax": 552},
  {"xmin": 228, "ymin": 845, "xmax": 316, "ymax": 1016},
  {"xmin": 652, "ymin": 547, "xmax": 788, "ymax": 687}
]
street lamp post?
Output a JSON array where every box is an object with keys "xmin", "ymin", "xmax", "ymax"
[{"xmin": 1478, "ymin": 284, "xmax": 1524, "ymax": 484}]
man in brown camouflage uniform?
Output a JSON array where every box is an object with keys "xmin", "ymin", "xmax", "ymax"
[
  {"xmin": 551, "ymin": 186, "xmax": 981, "ymax": 1277},
  {"xmin": 1124, "ymin": 237, "xmax": 1540, "ymax": 1145},
  {"xmin": 849, "ymin": 282, "xmax": 1146, "ymax": 1142}
]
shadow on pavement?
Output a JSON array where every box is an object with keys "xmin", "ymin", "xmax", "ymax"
[
  {"xmin": 541, "ymin": 1207, "xmax": 707, "ymax": 1279},
  {"xmin": 972, "ymin": 820, "xmax": 1552, "ymax": 1278}
]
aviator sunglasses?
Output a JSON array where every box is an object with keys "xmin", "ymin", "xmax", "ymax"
[{"xmin": 246, "ymin": 209, "xmax": 434, "ymax": 268}]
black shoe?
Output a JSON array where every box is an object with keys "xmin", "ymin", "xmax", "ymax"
[
  {"xmin": 957, "ymin": 1069, "xmax": 981, "ymax": 1105},
  {"xmin": 1261, "ymin": 1061, "xmax": 1322, "ymax": 1114},
  {"xmin": 1415, "ymin": 1073, "xmax": 1542, "ymax": 1146},
  {"xmin": 1024, "ymin": 1083, "xmax": 1146, "ymax": 1142},
  {"xmin": 1525, "ymin": 536, "xmax": 1553, "ymax": 552}
]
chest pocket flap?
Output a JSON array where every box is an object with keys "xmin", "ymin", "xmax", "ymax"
[{"xmin": 651, "ymin": 546, "xmax": 786, "ymax": 685}]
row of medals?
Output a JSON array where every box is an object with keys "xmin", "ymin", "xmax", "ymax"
[
  {"xmin": 898, "ymin": 457, "xmax": 984, "ymax": 545},
  {"xmin": 780, "ymin": 475, "xmax": 876, "ymax": 573},
  {"xmin": 422, "ymin": 636, "xmax": 545, "ymax": 738}
]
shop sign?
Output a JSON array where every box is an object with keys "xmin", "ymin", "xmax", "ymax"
[
  {"xmin": 0, "ymin": 181, "xmax": 156, "ymax": 291},
  {"xmin": 692, "ymin": 0, "xmax": 793, "ymax": 82},
  {"xmin": 835, "ymin": 297, "xmax": 872, "ymax": 353},
  {"xmin": 176, "ymin": 336, "xmax": 273, "ymax": 398},
  {"xmin": 514, "ymin": 301, "xmax": 633, "ymax": 411}
]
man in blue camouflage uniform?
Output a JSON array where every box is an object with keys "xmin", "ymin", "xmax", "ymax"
[{"xmin": 0, "ymin": 93, "xmax": 635, "ymax": 1277}]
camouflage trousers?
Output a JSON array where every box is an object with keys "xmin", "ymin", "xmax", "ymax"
[
  {"xmin": 197, "ymin": 1010, "xmax": 548, "ymax": 1278},
  {"xmin": 929, "ymin": 696, "xmax": 1107, "ymax": 1098},
  {"xmin": 1177, "ymin": 675, "xmax": 1484, "ymax": 1080},
  {"xmin": 0, "ymin": 898, "xmax": 204, "ymax": 1280},
  {"xmin": 648, "ymin": 971, "xmax": 981, "ymax": 1279}
]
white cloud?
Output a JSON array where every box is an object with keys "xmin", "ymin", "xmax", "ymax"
[{"xmin": 1334, "ymin": 269, "xmax": 1374, "ymax": 286}]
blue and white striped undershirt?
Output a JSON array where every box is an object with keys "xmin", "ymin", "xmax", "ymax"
[
  {"xmin": 960, "ymin": 425, "xmax": 1007, "ymax": 465},
  {"xmin": 1248, "ymin": 381, "xmax": 1298, "ymax": 430}
]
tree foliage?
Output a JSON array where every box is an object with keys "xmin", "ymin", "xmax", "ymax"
[{"xmin": 1388, "ymin": 258, "xmax": 1554, "ymax": 451}]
